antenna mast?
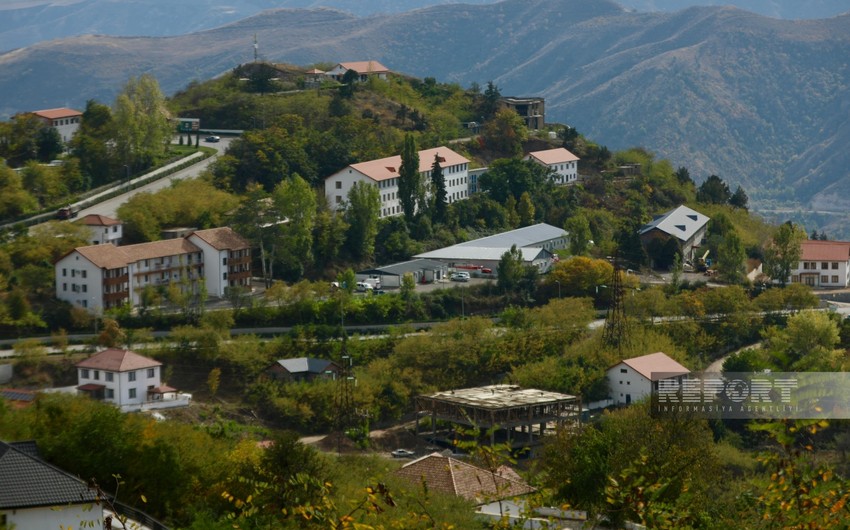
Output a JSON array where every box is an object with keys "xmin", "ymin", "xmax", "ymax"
[
  {"xmin": 602, "ymin": 253, "xmax": 629, "ymax": 352},
  {"xmin": 253, "ymin": 34, "xmax": 258, "ymax": 63}
]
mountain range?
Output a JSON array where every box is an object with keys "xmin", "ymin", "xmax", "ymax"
[{"xmin": 1, "ymin": 0, "xmax": 849, "ymax": 227}]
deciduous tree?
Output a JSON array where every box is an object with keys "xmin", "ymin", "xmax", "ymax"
[{"xmin": 763, "ymin": 221, "xmax": 806, "ymax": 286}]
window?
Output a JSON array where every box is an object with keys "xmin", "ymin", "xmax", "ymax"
[
  {"xmin": 82, "ymin": 284, "xmax": 87, "ymax": 293},
  {"xmin": 833, "ymin": 276, "xmax": 839, "ymax": 283},
  {"xmin": 113, "ymin": 226, "xmax": 118, "ymax": 233},
  {"xmin": 822, "ymin": 262, "xmax": 829, "ymax": 270},
  {"xmin": 93, "ymin": 371, "xmax": 100, "ymax": 380},
  {"xmin": 821, "ymin": 275, "xmax": 829, "ymax": 284},
  {"xmin": 129, "ymin": 388, "xmax": 136, "ymax": 399},
  {"xmin": 223, "ymin": 257, "xmax": 227, "ymax": 265},
  {"xmin": 335, "ymin": 196, "xmax": 342, "ymax": 204},
  {"xmin": 128, "ymin": 371, "xmax": 136, "ymax": 382},
  {"xmin": 81, "ymin": 369, "xmax": 89, "ymax": 378},
  {"xmin": 223, "ymin": 272, "xmax": 227, "ymax": 280},
  {"xmin": 63, "ymin": 283, "xmax": 67, "ymax": 291},
  {"xmin": 106, "ymin": 389, "xmax": 114, "ymax": 399},
  {"xmin": 620, "ymin": 368, "xmax": 627, "ymax": 373},
  {"xmin": 335, "ymin": 181, "xmax": 342, "ymax": 189},
  {"xmin": 833, "ymin": 262, "xmax": 839, "ymax": 269},
  {"xmin": 147, "ymin": 368, "xmax": 155, "ymax": 378},
  {"xmin": 106, "ymin": 372, "xmax": 113, "ymax": 382},
  {"xmin": 81, "ymin": 270, "xmax": 87, "ymax": 278},
  {"xmin": 62, "ymin": 268, "xmax": 67, "ymax": 277}
]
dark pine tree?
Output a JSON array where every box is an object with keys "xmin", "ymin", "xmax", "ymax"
[
  {"xmin": 398, "ymin": 134, "xmax": 420, "ymax": 223},
  {"xmin": 431, "ymin": 153, "xmax": 447, "ymax": 224}
]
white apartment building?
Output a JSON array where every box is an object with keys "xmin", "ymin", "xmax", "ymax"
[
  {"xmin": 524, "ymin": 147, "xmax": 580, "ymax": 184},
  {"xmin": 54, "ymin": 227, "xmax": 251, "ymax": 313},
  {"xmin": 30, "ymin": 107, "xmax": 83, "ymax": 143},
  {"xmin": 325, "ymin": 146, "xmax": 470, "ymax": 219}
]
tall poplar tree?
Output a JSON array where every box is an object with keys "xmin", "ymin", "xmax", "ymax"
[
  {"xmin": 112, "ymin": 74, "xmax": 172, "ymax": 170},
  {"xmin": 398, "ymin": 134, "xmax": 419, "ymax": 223},
  {"xmin": 430, "ymin": 152, "xmax": 447, "ymax": 224}
]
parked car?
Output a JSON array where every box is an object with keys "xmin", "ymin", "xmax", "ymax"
[
  {"xmin": 355, "ymin": 281, "xmax": 373, "ymax": 292},
  {"xmin": 391, "ymin": 449, "xmax": 415, "ymax": 458},
  {"xmin": 204, "ymin": 135, "xmax": 221, "ymax": 143},
  {"xmin": 451, "ymin": 272, "xmax": 470, "ymax": 282},
  {"xmin": 55, "ymin": 206, "xmax": 80, "ymax": 220}
]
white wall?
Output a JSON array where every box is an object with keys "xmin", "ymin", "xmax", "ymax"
[
  {"xmin": 325, "ymin": 168, "xmax": 373, "ymax": 212},
  {"xmin": 5, "ymin": 504, "xmax": 101, "ymax": 529},
  {"xmin": 607, "ymin": 363, "xmax": 652, "ymax": 406},
  {"xmin": 55, "ymin": 252, "xmax": 103, "ymax": 313},
  {"xmin": 86, "ymin": 223, "xmax": 122, "ymax": 245},
  {"xmin": 791, "ymin": 259, "xmax": 850, "ymax": 287},
  {"xmin": 78, "ymin": 365, "xmax": 161, "ymax": 407}
]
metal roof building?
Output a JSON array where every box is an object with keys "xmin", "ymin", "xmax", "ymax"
[{"xmin": 357, "ymin": 258, "xmax": 449, "ymax": 287}]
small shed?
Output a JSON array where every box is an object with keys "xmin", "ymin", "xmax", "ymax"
[{"xmin": 267, "ymin": 357, "xmax": 340, "ymax": 383}]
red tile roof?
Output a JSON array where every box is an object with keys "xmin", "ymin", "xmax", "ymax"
[
  {"xmin": 31, "ymin": 108, "xmax": 82, "ymax": 120},
  {"xmin": 617, "ymin": 352, "xmax": 690, "ymax": 381},
  {"xmin": 526, "ymin": 147, "xmax": 579, "ymax": 165},
  {"xmin": 338, "ymin": 60, "xmax": 389, "ymax": 74},
  {"xmin": 74, "ymin": 244, "xmax": 130, "ymax": 269},
  {"xmin": 76, "ymin": 349, "xmax": 161, "ymax": 372},
  {"xmin": 77, "ymin": 214, "xmax": 121, "ymax": 227},
  {"xmin": 395, "ymin": 453, "xmax": 535, "ymax": 502},
  {"xmin": 800, "ymin": 240, "xmax": 850, "ymax": 261},
  {"xmin": 348, "ymin": 146, "xmax": 469, "ymax": 182},
  {"xmin": 190, "ymin": 227, "xmax": 250, "ymax": 251}
]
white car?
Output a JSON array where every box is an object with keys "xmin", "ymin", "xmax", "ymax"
[
  {"xmin": 451, "ymin": 272, "xmax": 470, "ymax": 282},
  {"xmin": 391, "ymin": 449, "xmax": 415, "ymax": 458},
  {"xmin": 204, "ymin": 135, "xmax": 221, "ymax": 143}
]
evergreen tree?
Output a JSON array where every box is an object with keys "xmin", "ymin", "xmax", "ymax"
[
  {"xmin": 398, "ymin": 134, "xmax": 419, "ymax": 223},
  {"xmin": 430, "ymin": 152, "xmax": 447, "ymax": 224},
  {"xmin": 480, "ymin": 81, "xmax": 502, "ymax": 120},
  {"xmin": 729, "ymin": 185, "xmax": 749, "ymax": 210},
  {"xmin": 696, "ymin": 175, "xmax": 731, "ymax": 204},
  {"xmin": 517, "ymin": 191, "xmax": 535, "ymax": 226}
]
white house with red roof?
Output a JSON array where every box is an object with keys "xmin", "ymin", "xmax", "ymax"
[
  {"xmin": 326, "ymin": 60, "xmax": 390, "ymax": 81},
  {"xmin": 523, "ymin": 147, "xmax": 580, "ymax": 184},
  {"xmin": 789, "ymin": 240, "xmax": 850, "ymax": 287},
  {"xmin": 76, "ymin": 214, "xmax": 122, "ymax": 246},
  {"xmin": 76, "ymin": 348, "xmax": 189, "ymax": 411},
  {"xmin": 54, "ymin": 226, "xmax": 250, "ymax": 313},
  {"xmin": 607, "ymin": 352, "xmax": 690, "ymax": 406},
  {"xmin": 30, "ymin": 107, "xmax": 82, "ymax": 143},
  {"xmin": 325, "ymin": 146, "xmax": 470, "ymax": 218}
]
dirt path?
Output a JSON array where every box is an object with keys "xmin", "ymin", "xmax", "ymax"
[{"xmin": 705, "ymin": 342, "xmax": 761, "ymax": 373}]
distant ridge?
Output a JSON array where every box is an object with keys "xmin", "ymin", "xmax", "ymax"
[{"xmin": 0, "ymin": 0, "xmax": 849, "ymax": 217}]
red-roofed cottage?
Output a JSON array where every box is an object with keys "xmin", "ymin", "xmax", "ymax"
[
  {"xmin": 76, "ymin": 349, "xmax": 189, "ymax": 411},
  {"xmin": 789, "ymin": 240, "xmax": 850, "ymax": 287},
  {"xmin": 326, "ymin": 60, "xmax": 390, "ymax": 81},
  {"xmin": 76, "ymin": 214, "xmax": 122, "ymax": 246},
  {"xmin": 325, "ymin": 146, "xmax": 470, "ymax": 218},
  {"xmin": 607, "ymin": 352, "xmax": 690, "ymax": 406},
  {"xmin": 523, "ymin": 147, "xmax": 580, "ymax": 185}
]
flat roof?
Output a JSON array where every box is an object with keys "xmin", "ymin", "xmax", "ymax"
[{"xmin": 423, "ymin": 385, "xmax": 577, "ymax": 410}]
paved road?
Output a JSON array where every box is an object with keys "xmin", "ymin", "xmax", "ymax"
[{"xmin": 78, "ymin": 137, "xmax": 234, "ymax": 219}]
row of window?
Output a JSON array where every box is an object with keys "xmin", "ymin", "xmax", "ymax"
[
  {"xmin": 791, "ymin": 275, "xmax": 841, "ymax": 285},
  {"xmin": 801, "ymin": 261, "xmax": 840, "ymax": 270},
  {"xmin": 61, "ymin": 268, "xmax": 87, "ymax": 278},
  {"xmin": 80, "ymin": 368, "xmax": 156, "ymax": 380},
  {"xmin": 63, "ymin": 283, "xmax": 86, "ymax": 293},
  {"xmin": 52, "ymin": 117, "xmax": 80, "ymax": 126}
]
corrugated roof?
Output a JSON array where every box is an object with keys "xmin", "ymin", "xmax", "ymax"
[
  {"xmin": 360, "ymin": 259, "xmax": 447, "ymax": 277},
  {"xmin": 618, "ymin": 352, "xmax": 690, "ymax": 381},
  {"xmin": 525, "ymin": 148, "xmax": 579, "ymax": 165},
  {"xmin": 0, "ymin": 441, "xmax": 97, "ymax": 510},
  {"xmin": 395, "ymin": 453, "xmax": 535, "ymax": 502},
  {"xmin": 31, "ymin": 107, "xmax": 82, "ymax": 120},
  {"xmin": 455, "ymin": 223, "xmax": 566, "ymax": 249},
  {"xmin": 189, "ymin": 227, "xmax": 250, "ymax": 251},
  {"xmin": 800, "ymin": 240, "xmax": 850, "ymax": 261},
  {"xmin": 348, "ymin": 146, "xmax": 469, "ymax": 182},
  {"xmin": 638, "ymin": 205, "xmax": 709, "ymax": 242},
  {"xmin": 76, "ymin": 349, "xmax": 161, "ymax": 372},
  {"xmin": 416, "ymin": 246, "xmax": 551, "ymax": 263},
  {"xmin": 274, "ymin": 357, "xmax": 335, "ymax": 375}
]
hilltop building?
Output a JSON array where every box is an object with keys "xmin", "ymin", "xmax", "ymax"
[
  {"xmin": 266, "ymin": 357, "xmax": 340, "ymax": 383},
  {"xmin": 326, "ymin": 60, "xmax": 390, "ymax": 81},
  {"xmin": 638, "ymin": 205, "xmax": 710, "ymax": 266},
  {"xmin": 524, "ymin": 147, "xmax": 580, "ymax": 185},
  {"xmin": 77, "ymin": 214, "xmax": 122, "ymax": 246},
  {"xmin": 54, "ymin": 227, "xmax": 250, "ymax": 313},
  {"xmin": 499, "ymin": 96, "xmax": 545, "ymax": 130},
  {"xmin": 325, "ymin": 146, "xmax": 469, "ymax": 218}
]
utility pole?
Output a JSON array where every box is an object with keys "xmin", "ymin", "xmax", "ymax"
[
  {"xmin": 602, "ymin": 253, "xmax": 629, "ymax": 352},
  {"xmin": 333, "ymin": 293, "xmax": 355, "ymax": 454}
]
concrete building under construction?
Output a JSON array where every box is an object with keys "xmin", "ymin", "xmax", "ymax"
[{"xmin": 414, "ymin": 385, "xmax": 581, "ymax": 451}]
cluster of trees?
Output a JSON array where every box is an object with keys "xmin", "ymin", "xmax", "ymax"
[{"xmin": 0, "ymin": 74, "xmax": 176, "ymax": 220}]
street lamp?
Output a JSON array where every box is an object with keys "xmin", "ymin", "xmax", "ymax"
[{"xmin": 555, "ymin": 280, "xmax": 561, "ymax": 299}]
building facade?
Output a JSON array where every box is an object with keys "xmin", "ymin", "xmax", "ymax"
[
  {"xmin": 789, "ymin": 240, "xmax": 850, "ymax": 287},
  {"xmin": 524, "ymin": 148, "xmax": 580, "ymax": 185},
  {"xmin": 326, "ymin": 60, "xmax": 390, "ymax": 81},
  {"xmin": 607, "ymin": 352, "xmax": 690, "ymax": 406},
  {"xmin": 499, "ymin": 97, "xmax": 545, "ymax": 130},
  {"xmin": 77, "ymin": 214, "xmax": 122, "ymax": 245},
  {"xmin": 30, "ymin": 107, "xmax": 82, "ymax": 143},
  {"xmin": 54, "ymin": 227, "xmax": 250, "ymax": 313},
  {"xmin": 325, "ymin": 146, "xmax": 470, "ymax": 219}
]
